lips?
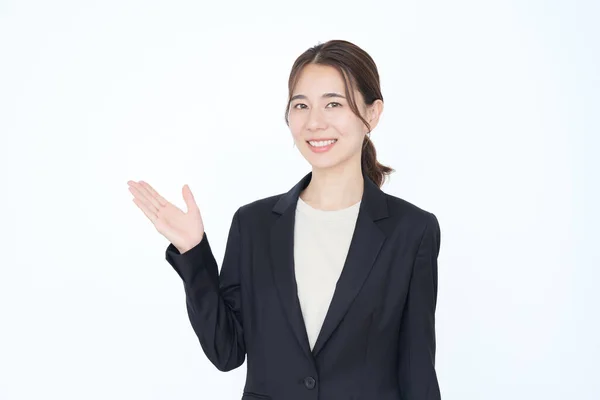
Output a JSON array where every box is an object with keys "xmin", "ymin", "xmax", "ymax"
[
  {"xmin": 307, "ymin": 139, "xmax": 337, "ymax": 146},
  {"xmin": 307, "ymin": 138, "xmax": 338, "ymax": 142},
  {"xmin": 306, "ymin": 138, "xmax": 337, "ymax": 153}
]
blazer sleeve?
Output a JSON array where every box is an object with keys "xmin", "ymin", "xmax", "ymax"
[
  {"xmin": 398, "ymin": 212, "xmax": 441, "ymax": 400},
  {"xmin": 165, "ymin": 208, "xmax": 245, "ymax": 372}
]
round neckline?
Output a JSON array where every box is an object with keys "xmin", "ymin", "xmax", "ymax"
[{"xmin": 296, "ymin": 197, "xmax": 361, "ymax": 219}]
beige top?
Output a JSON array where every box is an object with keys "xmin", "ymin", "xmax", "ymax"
[{"xmin": 293, "ymin": 196, "xmax": 361, "ymax": 350}]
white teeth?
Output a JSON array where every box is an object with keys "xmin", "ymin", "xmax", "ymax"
[{"xmin": 308, "ymin": 139, "xmax": 337, "ymax": 147}]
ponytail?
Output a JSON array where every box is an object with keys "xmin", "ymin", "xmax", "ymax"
[{"xmin": 361, "ymin": 135, "xmax": 394, "ymax": 188}]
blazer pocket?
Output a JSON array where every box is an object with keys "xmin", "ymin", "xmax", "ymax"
[{"xmin": 242, "ymin": 391, "xmax": 272, "ymax": 400}]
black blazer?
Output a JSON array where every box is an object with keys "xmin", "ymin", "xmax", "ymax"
[{"xmin": 165, "ymin": 171, "xmax": 442, "ymax": 400}]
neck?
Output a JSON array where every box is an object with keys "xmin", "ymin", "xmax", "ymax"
[{"xmin": 300, "ymin": 160, "xmax": 364, "ymax": 211}]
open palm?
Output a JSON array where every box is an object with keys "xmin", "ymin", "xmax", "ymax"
[{"xmin": 127, "ymin": 180, "xmax": 204, "ymax": 253}]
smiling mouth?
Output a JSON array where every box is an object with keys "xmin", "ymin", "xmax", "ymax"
[{"xmin": 307, "ymin": 139, "xmax": 338, "ymax": 148}]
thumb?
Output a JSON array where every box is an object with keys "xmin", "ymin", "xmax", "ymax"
[{"xmin": 182, "ymin": 184, "xmax": 199, "ymax": 214}]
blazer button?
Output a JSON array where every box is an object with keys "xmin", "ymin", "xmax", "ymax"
[{"xmin": 303, "ymin": 376, "xmax": 316, "ymax": 389}]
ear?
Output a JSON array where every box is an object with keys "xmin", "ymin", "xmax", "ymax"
[{"xmin": 365, "ymin": 99, "xmax": 384, "ymax": 132}]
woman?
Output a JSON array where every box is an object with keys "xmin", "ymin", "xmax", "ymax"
[{"xmin": 128, "ymin": 39, "xmax": 441, "ymax": 400}]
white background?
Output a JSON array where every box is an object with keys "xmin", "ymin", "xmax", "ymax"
[{"xmin": 0, "ymin": 0, "xmax": 598, "ymax": 399}]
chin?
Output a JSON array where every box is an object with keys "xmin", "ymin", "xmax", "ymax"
[
  {"xmin": 300, "ymin": 143, "xmax": 356, "ymax": 171},
  {"xmin": 306, "ymin": 156, "xmax": 345, "ymax": 171}
]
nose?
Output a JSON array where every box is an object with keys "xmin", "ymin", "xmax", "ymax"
[{"xmin": 306, "ymin": 107, "xmax": 327, "ymax": 131}]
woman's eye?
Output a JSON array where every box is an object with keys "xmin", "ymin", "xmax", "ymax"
[{"xmin": 292, "ymin": 102, "xmax": 341, "ymax": 110}]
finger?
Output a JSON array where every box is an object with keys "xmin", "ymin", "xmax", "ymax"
[
  {"xmin": 132, "ymin": 197, "xmax": 158, "ymax": 223},
  {"xmin": 134, "ymin": 181, "xmax": 162, "ymax": 210},
  {"xmin": 128, "ymin": 184, "xmax": 159, "ymax": 214},
  {"xmin": 182, "ymin": 184, "xmax": 199, "ymax": 214},
  {"xmin": 139, "ymin": 181, "xmax": 168, "ymax": 207},
  {"xmin": 129, "ymin": 184, "xmax": 158, "ymax": 213}
]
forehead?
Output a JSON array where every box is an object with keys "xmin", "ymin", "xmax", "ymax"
[{"xmin": 292, "ymin": 64, "xmax": 347, "ymax": 94}]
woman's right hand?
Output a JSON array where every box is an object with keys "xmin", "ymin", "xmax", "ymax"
[{"xmin": 127, "ymin": 180, "xmax": 205, "ymax": 254}]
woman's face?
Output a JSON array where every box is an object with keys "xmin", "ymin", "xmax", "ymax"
[{"xmin": 287, "ymin": 63, "xmax": 378, "ymax": 172}]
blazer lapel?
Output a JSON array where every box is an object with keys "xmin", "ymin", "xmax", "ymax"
[
  {"xmin": 269, "ymin": 171, "xmax": 389, "ymax": 359},
  {"xmin": 311, "ymin": 175, "xmax": 387, "ymax": 356},
  {"xmin": 270, "ymin": 173, "xmax": 314, "ymax": 359}
]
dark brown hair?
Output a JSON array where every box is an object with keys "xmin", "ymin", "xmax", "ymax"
[{"xmin": 284, "ymin": 39, "xmax": 394, "ymax": 188}]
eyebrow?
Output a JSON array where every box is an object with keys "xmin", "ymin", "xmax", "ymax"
[{"xmin": 290, "ymin": 92, "xmax": 346, "ymax": 101}]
